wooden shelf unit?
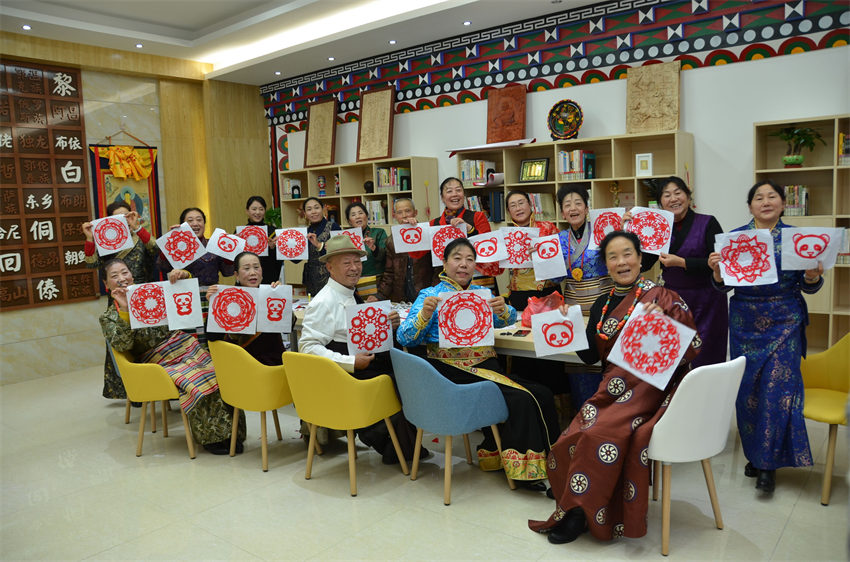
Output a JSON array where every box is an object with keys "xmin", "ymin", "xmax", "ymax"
[{"xmin": 753, "ymin": 114, "xmax": 850, "ymax": 351}]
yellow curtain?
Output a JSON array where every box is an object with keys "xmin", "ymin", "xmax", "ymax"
[{"xmin": 94, "ymin": 146, "xmax": 157, "ymax": 181}]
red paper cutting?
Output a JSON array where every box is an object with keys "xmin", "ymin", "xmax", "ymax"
[
  {"xmin": 620, "ymin": 314, "xmax": 681, "ymax": 375},
  {"xmin": 432, "ymin": 226, "xmax": 465, "ymax": 261},
  {"xmin": 537, "ymin": 239, "xmax": 560, "ymax": 260},
  {"xmin": 211, "ymin": 288, "xmax": 256, "ymax": 331},
  {"xmin": 341, "ymin": 229, "xmax": 364, "ymax": 250},
  {"xmin": 277, "ymin": 229, "xmax": 307, "ymax": 258},
  {"xmin": 720, "ymin": 234, "xmax": 772, "ymax": 283},
  {"xmin": 163, "ymin": 230, "xmax": 200, "ymax": 263},
  {"xmin": 593, "ymin": 211, "xmax": 621, "ymax": 245},
  {"xmin": 93, "ymin": 217, "xmax": 130, "ymax": 251},
  {"xmin": 400, "ymin": 226, "xmax": 423, "ymax": 245},
  {"xmin": 629, "ymin": 211, "xmax": 670, "ymax": 252},
  {"xmin": 237, "ymin": 225, "xmax": 268, "ymax": 254},
  {"xmin": 439, "ymin": 291, "xmax": 491, "ymax": 346},
  {"xmin": 266, "ymin": 297, "xmax": 286, "ymax": 321},
  {"xmin": 504, "ymin": 229, "xmax": 532, "ymax": 265},
  {"xmin": 349, "ymin": 306, "xmax": 390, "ymax": 351},
  {"xmin": 129, "ymin": 284, "xmax": 166, "ymax": 325},
  {"xmin": 474, "ymin": 236, "xmax": 499, "ymax": 258},
  {"xmin": 542, "ymin": 321, "xmax": 574, "ymax": 348},
  {"xmin": 793, "ymin": 233, "xmax": 829, "ymax": 259},
  {"xmin": 171, "ymin": 291, "xmax": 193, "ymax": 316}
]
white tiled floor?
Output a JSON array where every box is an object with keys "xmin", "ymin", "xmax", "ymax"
[{"xmin": 1, "ymin": 366, "xmax": 847, "ymax": 560}]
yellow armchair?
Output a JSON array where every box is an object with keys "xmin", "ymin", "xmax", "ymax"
[
  {"xmin": 800, "ymin": 333, "xmax": 850, "ymax": 505},
  {"xmin": 283, "ymin": 351, "xmax": 409, "ymax": 496}
]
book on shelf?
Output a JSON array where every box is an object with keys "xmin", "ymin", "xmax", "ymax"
[
  {"xmin": 487, "ymin": 190, "xmax": 505, "ymax": 222},
  {"xmin": 466, "ymin": 195, "xmax": 484, "ymax": 212},
  {"xmin": 837, "ymin": 228, "xmax": 850, "ymax": 265},
  {"xmin": 375, "ymin": 167, "xmax": 411, "ymax": 192},
  {"xmin": 839, "ymin": 132, "xmax": 850, "ymax": 166},
  {"xmin": 460, "ymin": 159, "xmax": 496, "ymax": 186},
  {"xmin": 558, "ymin": 149, "xmax": 595, "ymax": 180},
  {"xmin": 783, "ymin": 184, "xmax": 809, "ymax": 216},
  {"xmin": 528, "ymin": 192, "xmax": 556, "ymax": 222},
  {"xmin": 366, "ymin": 200, "xmax": 386, "ymax": 225}
]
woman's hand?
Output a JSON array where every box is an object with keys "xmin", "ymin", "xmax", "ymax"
[
  {"xmin": 420, "ymin": 296, "xmax": 441, "ymax": 321},
  {"xmin": 267, "ymin": 232, "xmax": 277, "ymax": 245},
  {"xmin": 111, "ymin": 286, "xmax": 129, "ymax": 311},
  {"xmin": 557, "ymin": 303, "xmax": 571, "ymax": 317},
  {"xmin": 659, "ymin": 253, "xmax": 685, "ymax": 269},
  {"xmin": 449, "ymin": 217, "xmax": 471, "ymax": 233},
  {"xmin": 168, "ymin": 269, "xmax": 191, "ymax": 284},
  {"xmin": 168, "ymin": 223, "xmax": 181, "ymax": 231},
  {"xmin": 363, "ymin": 235, "xmax": 376, "ymax": 251},
  {"xmin": 365, "ymin": 295, "xmax": 378, "ymax": 303},
  {"xmin": 488, "ymin": 296, "xmax": 506, "ymax": 317},
  {"xmin": 621, "ymin": 210, "xmax": 634, "ymax": 229},
  {"xmin": 307, "ymin": 232, "xmax": 322, "ymax": 249},
  {"xmin": 388, "ymin": 309, "xmax": 400, "ymax": 329},
  {"xmin": 642, "ymin": 302, "xmax": 664, "ymax": 315},
  {"xmin": 270, "ymin": 281, "xmax": 281, "ymax": 288},
  {"xmin": 125, "ymin": 211, "xmax": 140, "ymax": 231},
  {"xmin": 82, "ymin": 221, "xmax": 93, "ymax": 242},
  {"xmin": 803, "ymin": 262, "xmax": 824, "ymax": 284},
  {"xmin": 401, "ymin": 217, "xmax": 418, "ymax": 226},
  {"xmin": 354, "ymin": 353, "xmax": 375, "ymax": 371},
  {"xmin": 708, "ymin": 252, "xmax": 723, "ymax": 283},
  {"xmin": 205, "ymin": 284, "xmax": 220, "ymax": 298}
]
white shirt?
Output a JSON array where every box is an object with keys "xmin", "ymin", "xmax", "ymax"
[{"xmin": 299, "ymin": 277, "xmax": 357, "ymax": 372}]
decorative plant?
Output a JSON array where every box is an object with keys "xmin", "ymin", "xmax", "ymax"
[
  {"xmin": 265, "ymin": 207, "xmax": 282, "ymax": 229},
  {"xmin": 769, "ymin": 126, "xmax": 827, "ymax": 156}
]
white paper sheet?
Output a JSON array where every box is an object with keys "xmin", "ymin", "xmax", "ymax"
[
  {"xmin": 714, "ymin": 230, "xmax": 778, "ymax": 286},
  {"xmin": 205, "ymin": 228, "xmax": 246, "ymax": 261},
  {"xmin": 437, "ymin": 289, "xmax": 494, "ymax": 348},
  {"xmin": 256, "ymin": 284, "xmax": 293, "ymax": 333},
  {"xmin": 345, "ymin": 300, "xmax": 393, "ymax": 355},
  {"xmin": 164, "ymin": 278, "xmax": 204, "ymax": 330},
  {"xmin": 607, "ymin": 303, "xmax": 696, "ymax": 391},
  {"xmin": 207, "ymin": 286, "xmax": 258, "ymax": 334},
  {"xmin": 469, "ymin": 231, "xmax": 507, "ymax": 263},
  {"xmin": 391, "ymin": 222, "xmax": 432, "ymax": 252},
  {"xmin": 156, "ymin": 223, "xmax": 205, "ymax": 269},
  {"xmin": 235, "ymin": 225, "xmax": 270, "ymax": 257},
  {"xmin": 275, "ymin": 227, "xmax": 309, "ymax": 260},
  {"xmin": 498, "ymin": 227, "xmax": 537, "ymax": 268},
  {"xmin": 531, "ymin": 306, "xmax": 589, "ymax": 357},
  {"xmin": 532, "ymin": 233, "xmax": 568, "ymax": 281},
  {"xmin": 330, "ymin": 227, "xmax": 367, "ymax": 261},
  {"xmin": 781, "ymin": 227, "xmax": 844, "ymax": 271},
  {"xmin": 126, "ymin": 281, "xmax": 168, "ymax": 329},
  {"xmin": 91, "ymin": 215, "xmax": 135, "ymax": 256},
  {"xmin": 430, "ymin": 224, "xmax": 467, "ymax": 266},
  {"xmin": 588, "ymin": 207, "xmax": 626, "ymax": 250},
  {"xmin": 625, "ymin": 207, "xmax": 674, "ymax": 255}
]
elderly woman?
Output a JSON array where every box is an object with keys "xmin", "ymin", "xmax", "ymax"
[
  {"xmin": 708, "ymin": 180, "xmax": 824, "ymax": 494},
  {"xmin": 397, "ymin": 238, "xmax": 559, "ymax": 484},
  {"xmin": 529, "ymin": 230, "xmax": 699, "ymax": 544},
  {"xmin": 301, "ymin": 197, "xmax": 341, "ymax": 297},
  {"xmin": 99, "ymin": 258, "xmax": 245, "ymax": 455},
  {"xmin": 345, "ymin": 201, "xmax": 387, "ymax": 277}
]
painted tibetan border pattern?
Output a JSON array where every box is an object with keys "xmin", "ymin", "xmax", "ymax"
[{"xmin": 263, "ymin": 0, "xmax": 849, "ymax": 131}]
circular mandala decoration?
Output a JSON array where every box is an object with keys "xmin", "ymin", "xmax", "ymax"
[
  {"xmin": 438, "ymin": 291, "xmax": 492, "ymax": 346},
  {"xmin": 597, "ymin": 443, "xmax": 619, "ymax": 464},
  {"xmin": 237, "ymin": 225, "xmax": 268, "ymax": 254},
  {"xmin": 211, "ymin": 287, "xmax": 257, "ymax": 332},
  {"xmin": 569, "ymin": 472, "xmax": 589, "ymax": 494},
  {"xmin": 629, "ymin": 211, "xmax": 671, "ymax": 252},
  {"xmin": 616, "ymin": 389, "xmax": 633, "ymax": 403},
  {"xmin": 93, "ymin": 217, "xmax": 129, "ymax": 251},
  {"xmin": 607, "ymin": 377, "xmax": 626, "ymax": 396},
  {"xmin": 624, "ymin": 480, "xmax": 636, "ymax": 502},
  {"xmin": 431, "ymin": 226, "xmax": 465, "ymax": 261},
  {"xmin": 631, "ymin": 416, "xmax": 645, "ymax": 431},
  {"xmin": 348, "ymin": 306, "xmax": 390, "ymax": 351},
  {"xmin": 553, "ymin": 506, "xmax": 566, "ymax": 521},
  {"xmin": 129, "ymin": 284, "xmax": 166, "ymax": 325},
  {"xmin": 163, "ymin": 230, "xmax": 200, "ymax": 263},
  {"xmin": 580, "ymin": 403, "xmax": 597, "ymax": 429},
  {"xmin": 568, "ymin": 444, "xmax": 577, "ymax": 458},
  {"xmin": 548, "ymin": 456, "xmax": 557, "ymax": 470},
  {"xmin": 620, "ymin": 314, "xmax": 681, "ymax": 375},
  {"xmin": 613, "ymin": 523, "xmax": 625, "ymax": 538},
  {"xmin": 640, "ymin": 448, "xmax": 649, "ymax": 466},
  {"xmin": 547, "ymin": 99, "xmax": 583, "ymax": 140},
  {"xmin": 595, "ymin": 507, "xmax": 608, "ymax": 525},
  {"xmin": 276, "ymin": 229, "xmax": 307, "ymax": 258}
]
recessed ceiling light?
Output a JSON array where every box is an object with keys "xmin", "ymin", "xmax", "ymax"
[
  {"xmin": 463, "ymin": 21, "xmax": 471, "ymax": 26},
  {"xmin": 135, "ymin": 43, "xmax": 143, "ymax": 48},
  {"xmin": 274, "ymin": 71, "xmax": 281, "ymax": 76},
  {"xmin": 388, "ymin": 40, "xmax": 397, "ymax": 45},
  {"xmin": 328, "ymin": 56, "xmax": 335, "ymax": 61},
  {"xmin": 21, "ymin": 24, "xmax": 32, "ymax": 31}
]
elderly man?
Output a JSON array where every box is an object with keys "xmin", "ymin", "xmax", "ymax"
[
  {"xmin": 299, "ymin": 235, "xmax": 420, "ymax": 461},
  {"xmin": 375, "ymin": 197, "xmax": 437, "ymax": 303}
]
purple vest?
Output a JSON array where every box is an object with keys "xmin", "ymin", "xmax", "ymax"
[{"xmin": 663, "ymin": 212, "xmax": 712, "ymax": 290}]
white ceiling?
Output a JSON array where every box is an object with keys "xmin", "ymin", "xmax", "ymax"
[{"xmin": 0, "ymin": 0, "xmax": 600, "ymax": 86}]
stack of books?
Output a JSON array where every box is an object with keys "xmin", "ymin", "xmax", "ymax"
[
  {"xmin": 838, "ymin": 132, "xmax": 850, "ymax": 166},
  {"xmin": 366, "ymin": 200, "xmax": 386, "ymax": 224},
  {"xmin": 375, "ymin": 167, "xmax": 411, "ymax": 192},
  {"xmin": 460, "ymin": 159, "xmax": 496, "ymax": 186},
  {"xmin": 558, "ymin": 150, "xmax": 595, "ymax": 180},
  {"xmin": 528, "ymin": 192, "xmax": 556, "ymax": 222},
  {"xmin": 784, "ymin": 184, "xmax": 809, "ymax": 216},
  {"xmin": 487, "ymin": 191, "xmax": 505, "ymax": 222},
  {"xmin": 466, "ymin": 195, "xmax": 485, "ymax": 212}
]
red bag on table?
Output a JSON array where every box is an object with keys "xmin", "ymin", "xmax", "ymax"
[{"xmin": 520, "ymin": 291, "xmax": 564, "ymax": 328}]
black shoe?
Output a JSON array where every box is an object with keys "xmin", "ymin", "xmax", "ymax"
[
  {"xmin": 203, "ymin": 440, "xmax": 230, "ymax": 455},
  {"xmin": 756, "ymin": 469, "xmax": 775, "ymax": 493},
  {"xmin": 520, "ymin": 480, "xmax": 548, "ymax": 492},
  {"xmin": 548, "ymin": 507, "xmax": 587, "ymax": 544},
  {"xmin": 234, "ymin": 441, "xmax": 244, "ymax": 454},
  {"xmin": 546, "ymin": 487, "xmax": 555, "ymax": 499},
  {"xmin": 744, "ymin": 462, "xmax": 759, "ymax": 478}
]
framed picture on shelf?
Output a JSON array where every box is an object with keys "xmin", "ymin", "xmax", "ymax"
[
  {"xmin": 357, "ymin": 86, "xmax": 395, "ymax": 161},
  {"xmin": 519, "ymin": 158, "xmax": 549, "ymax": 182},
  {"xmin": 635, "ymin": 153, "xmax": 653, "ymax": 177},
  {"xmin": 304, "ymin": 98, "xmax": 338, "ymax": 168}
]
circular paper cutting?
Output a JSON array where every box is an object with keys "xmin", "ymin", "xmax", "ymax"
[
  {"xmin": 348, "ymin": 306, "xmax": 390, "ymax": 351},
  {"xmin": 211, "ymin": 287, "xmax": 256, "ymax": 332},
  {"xmin": 619, "ymin": 314, "xmax": 681, "ymax": 375},
  {"xmin": 720, "ymin": 234, "xmax": 772, "ymax": 283},
  {"xmin": 431, "ymin": 226, "xmax": 465, "ymax": 261},
  {"xmin": 129, "ymin": 284, "xmax": 166, "ymax": 325},
  {"xmin": 237, "ymin": 225, "xmax": 268, "ymax": 254},
  {"xmin": 592, "ymin": 212, "xmax": 622, "ymax": 245},
  {"xmin": 164, "ymin": 230, "xmax": 200, "ymax": 263},
  {"xmin": 340, "ymin": 230, "xmax": 364, "ymax": 249},
  {"xmin": 439, "ymin": 292, "xmax": 491, "ymax": 346},
  {"xmin": 276, "ymin": 229, "xmax": 307, "ymax": 258},
  {"xmin": 504, "ymin": 229, "xmax": 532, "ymax": 265},
  {"xmin": 629, "ymin": 212, "xmax": 670, "ymax": 252},
  {"xmin": 93, "ymin": 217, "xmax": 129, "ymax": 251},
  {"xmin": 547, "ymin": 99, "xmax": 583, "ymax": 140}
]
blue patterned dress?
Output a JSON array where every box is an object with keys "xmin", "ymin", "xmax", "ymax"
[{"xmin": 714, "ymin": 219, "xmax": 823, "ymax": 470}]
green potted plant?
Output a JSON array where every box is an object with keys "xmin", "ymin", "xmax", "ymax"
[
  {"xmin": 264, "ymin": 207, "xmax": 282, "ymax": 229},
  {"xmin": 769, "ymin": 126, "xmax": 827, "ymax": 168}
]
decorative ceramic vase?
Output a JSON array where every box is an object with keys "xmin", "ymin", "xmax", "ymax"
[{"xmin": 783, "ymin": 154, "xmax": 804, "ymax": 168}]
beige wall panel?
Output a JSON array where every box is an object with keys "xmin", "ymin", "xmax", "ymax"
[{"xmin": 1, "ymin": 32, "xmax": 211, "ymax": 80}]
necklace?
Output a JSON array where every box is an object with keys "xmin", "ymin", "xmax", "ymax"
[
  {"xmin": 596, "ymin": 277, "xmax": 645, "ymax": 341},
  {"xmin": 566, "ymin": 230, "xmax": 585, "ymax": 282}
]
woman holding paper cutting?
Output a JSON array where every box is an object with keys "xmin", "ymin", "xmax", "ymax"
[
  {"xmin": 708, "ymin": 180, "xmax": 823, "ymax": 494},
  {"xmin": 237, "ymin": 196, "xmax": 283, "ymax": 285},
  {"xmin": 157, "ymin": 207, "xmax": 235, "ymax": 287},
  {"xmin": 397, "ymin": 237, "xmax": 559, "ymax": 483},
  {"xmin": 529, "ymin": 230, "xmax": 699, "ymax": 544},
  {"xmin": 206, "ymin": 251, "xmax": 285, "ymax": 366},
  {"xmin": 345, "ymin": 201, "xmax": 387, "ymax": 300},
  {"xmin": 99, "ymin": 258, "xmax": 245, "ymax": 455},
  {"xmin": 301, "ymin": 197, "xmax": 341, "ymax": 297}
]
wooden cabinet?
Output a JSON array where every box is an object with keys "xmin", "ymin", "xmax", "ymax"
[{"xmin": 754, "ymin": 114, "xmax": 850, "ymax": 351}]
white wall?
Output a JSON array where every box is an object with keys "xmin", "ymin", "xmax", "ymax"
[{"xmin": 287, "ymin": 46, "xmax": 849, "ymax": 231}]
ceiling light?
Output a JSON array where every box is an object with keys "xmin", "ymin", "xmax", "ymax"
[
  {"xmin": 388, "ymin": 40, "xmax": 396, "ymax": 45},
  {"xmin": 275, "ymin": 71, "xmax": 281, "ymax": 76},
  {"xmin": 21, "ymin": 24, "xmax": 32, "ymax": 31},
  {"xmin": 328, "ymin": 56, "xmax": 335, "ymax": 61},
  {"xmin": 463, "ymin": 21, "xmax": 471, "ymax": 26},
  {"xmin": 135, "ymin": 43, "xmax": 143, "ymax": 49}
]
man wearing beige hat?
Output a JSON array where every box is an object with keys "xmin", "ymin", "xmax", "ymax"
[{"xmin": 299, "ymin": 235, "xmax": 420, "ymax": 462}]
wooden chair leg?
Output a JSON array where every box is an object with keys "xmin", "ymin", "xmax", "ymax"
[
  {"xmin": 653, "ymin": 460, "xmax": 660, "ymax": 501},
  {"xmin": 124, "ymin": 400, "xmax": 131, "ymax": 424},
  {"xmin": 411, "ymin": 428, "xmax": 424, "ymax": 481},
  {"xmin": 821, "ymin": 424, "xmax": 838, "ymax": 506},
  {"xmin": 384, "ymin": 417, "xmax": 410, "ymax": 476},
  {"xmin": 314, "ymin": 439, "xmax": 323, "ymax": 456},
  {"xmin": 181, "ymin": 408, "xmax": 196, "ymax": 459},
  {"xmin": 347, "ymin": 429, "xmax": 358, "ymax": 496},
  {"xmin": 272, "ymin": 409, "xmax": 282, "ymax": 441},
  {"xmin": 150, "ymin": 400, "xmax": 157, "ymax": 433},
  {"xmin": 166, "ymin": 400, "xmax": 173, "ymax": 411},
  {"xmin": 444, "ymin": 435, "xmax": 453, "ymax": 505},
  {"xmin": 229, "ymin": 407, "xmax": 240, "ymax": 457},
  {"xmin": 661, "ymin": 463, "xmax": 672, "ymax": 556},
  {"xmin": 161, "ymin": 400, "xmax": 169, "ymax": 438},
  {"xmin": 136, "ymin": 402, "xmax": 148, "ymax": 457},
  {"xmin": 462, "ymin": 434, "xmax": 473, "ymax": 464},
  {"xmin": 701, "ymin": 459, "xmax": 723, "ymax": 530},
  {"xmin": 491, "ymin": 424, "xmax": 516, "ymax": 490},
  {"xmin": 261, "ymin": 411, "xmax": 269, "ymax": 472},
  {"xmin": 305, "ymin": 423, "xmax": 317, "ymax": 479}
]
